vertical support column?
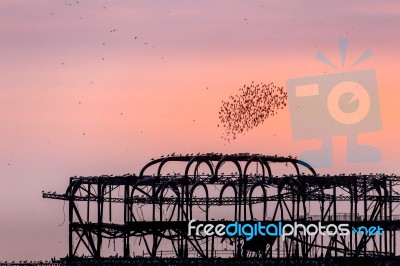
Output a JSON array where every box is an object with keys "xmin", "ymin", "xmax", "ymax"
[
  {"xmin": 124, "ymin": 182, "xmax": 130, "ymax": 257},
  {"xmin": 354, "ymin": 179, "xmax": 358, "ymax": 256},
  {"xmin": 96, "ymin": 181, "xmax": 103, "ymax": 258},
  {"xmin": 87, "ymin": 184, "xmax": 90, "ymax": 222},
  {"xmin": 363, "ymin": 176, "xmax": 367, "ymax": 256},
  {"xmin": 68, "ymin": 177, "xmax": 74, "ymax": 258},
  {"xmin": 379, "ymin": 194, "xmax": 382, "ymax": 255},
  {"xmin": 384, "ymin": 177, "xmax": 388, "ymax": 255},
  {"xmin": 333, "ymin": 182, "xmax": 337, "ymax": 258},
  {"xmin": 178, "ymin": 181, "xmax": 183, "ymax": 258},
  {"xmin": 389, "ymin": 179, "xmax": 393, "ymax": 255},
  {"xmin": 152, "ymin": 181, "xmax": 157, "ymax": 257},
  {"xmin": 394, "ymin": 178, "xmax": 396, "ymax": 255},
  {"xmin": 349, "ymin": 182, "xmax": 353, "ymax": 256},
  {"xmin": 184, "ymin": 174, "xmax": 190, "ymax": 258},
  {"xmin": 320, "ymin": 189, "xmax": 325, "ymax": 258},
  {"xmin": 243, "ymin": 174, "xmax": 247, "ymax": 222}
]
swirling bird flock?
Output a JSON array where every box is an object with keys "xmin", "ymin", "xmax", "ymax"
[{"xmin": 218, "ymin": 82, "xmax": 287, "ymax": 142}]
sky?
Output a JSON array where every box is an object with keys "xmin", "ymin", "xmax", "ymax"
[{"xmin": 1, "ymin": 0, "xmax": 400, "ymax": 261}]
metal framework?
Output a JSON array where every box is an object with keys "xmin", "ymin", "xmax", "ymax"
[{"xmin": 43, "ymin": 153, "xmax": 400, "ymax": 260}]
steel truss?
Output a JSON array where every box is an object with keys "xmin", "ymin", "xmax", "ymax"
[{"xmin": 43, "ymin": 153, "xmax": 400, "ymax": 259}]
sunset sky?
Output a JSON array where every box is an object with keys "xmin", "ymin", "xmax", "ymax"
[{"xmin": 1, "ymin": 0, "xmax": 400, "ymax": 260}]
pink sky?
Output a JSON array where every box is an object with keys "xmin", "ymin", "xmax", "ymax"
[{"xmin": 1, "ymin": 0, "xmax": 400, "ymax": 261}]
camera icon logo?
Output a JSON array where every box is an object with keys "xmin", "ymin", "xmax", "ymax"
[{"xmin": 287, "ymin": 40, "xmax": 382, "ymax": 167}]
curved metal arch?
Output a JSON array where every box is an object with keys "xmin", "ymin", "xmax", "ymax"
[
  {"xmin": 214, "ymin": 156, "xmax": 243, "ymax": 180},
  {"xmin": 292, "ymin": 158, "xmax": 317, "ymax": 176},
  {"xmin": 155, "ymin": 180, "xmax": 181, "ymax": 201},
  {"xmin": 157, "ymin": 158, "xmax": 171, "ymax": 177},
  {"xmin": 129, "ymin": 178, "xmax": 156, "ymax": 222},
  {"xmin": 189, "ymin": 180, "xmax": 209, "ymax": 220},
  {"xmin": 184, "ymin": 157, "xmax": 214, "ymax": 181},
  {"xmin": 130, "ymin": 178, "xmax": 155, "ymax": 196},
  {"xmin": 248, "ymin": 181, "xmax": 268, "ymax": 221},
  {"xmin": 219, "ymin": 181, "xmax": 238, "ymax": 220},
  {"xmin": 156, "ymin": 180, "xmax": 181, "ymax": 222},
  {"xmin": 139, "ymin": 156, "xmax": 190, "ymax": 177},
  {"xmin": 243, "ymin": 156, "xmax": 266, "ymax": 180},
  {"xmin": 65, "ymin": 179, "xmax": 75, "ymax": 196},
  {"xmin": 139, "ymin": 158, "xmax": 165, "ymax": 177},
  {"xmin": 66, "ymin": 178, "xmax": 84, "ymax": 196}
]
